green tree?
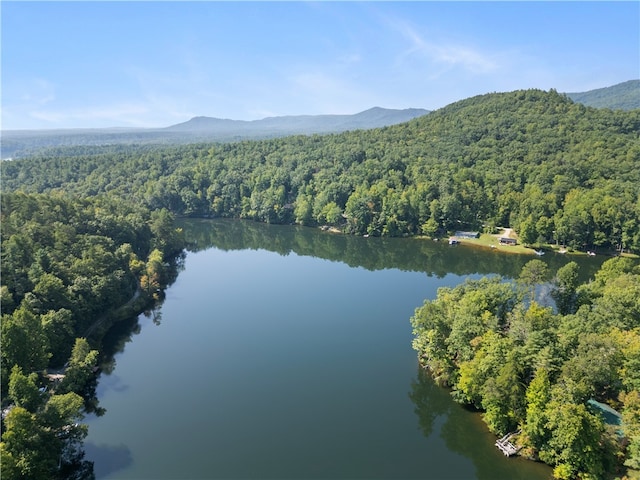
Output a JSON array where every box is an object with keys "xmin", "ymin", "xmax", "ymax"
[
  {"xmin": 621, "ymin": 390, "xmax": 640, "ymax": 472},
  {"xmin": 42, "ymin": 309, "xmax": 76, "ymax": 367},
  {"xmin": 481, "ymin": 350, "xmax": 525, "ymax": 435},
  {"xmin": 344, "ymin": 186, "xmax": 373, "ymax": 235},
  {"xmin": 589, "ymin": 273, "xmax": 640, "ymax": 330},
  {"xmin": 150, "ymin": 208, "xmax": 183, "ymax": 256},
  {"xmin": 1, "ymin": 307, "xmax": 50, "ymax": 375},
  {"xmin": 560, "ymin": 333, "xmax": 623, "ymax": 403},
  {"xmin": 618, "ymin": 330, "xmax": 640, "ymax": 392},
  {"xmin": 540, "ymin": 398, "xmax": 612, "ymax": 480},
  {"xmin": 420, "ymin": 218, "xmax": 439, "ymax": 238},
  {"xmin": 1, "ymin": 285, "xmax": 16, "ymax": 313},
  {"xmin": 518, "ymin": 259, "xmax": 550, "ymax": 301},
  {"xmin": 31, "ymin": 273, "xmax": 69, "ymax": 314},
  {"xmin": 411, "ymin": 297, "xmax": 455, "ymax": 386},
  {"xmin": 519, "ymin": 215, "xmax": 538, "ymax": 246},
  {"xmin": 294, "ymin": 193, "xmax": 313, "ymax": 225},
  {"xmin": 41, "ymin": 392, "xmax": 85, "ymax": 433},
  {"xmin": 455, "ymin": 331, "xmax": 507, "ymax": 408},
  {"xmin": 519, "ymin": 259, "xmax": 550, "ymax": 287},
  {"xmin": 320, "ymin": 201, "xmax": 343, "ymax": 225},
  {"xmin": 551, "ymin": 261, "xmax": 579, "ymax": 315},
  {"xmin": 58, "ymin": 338, "xmax": 99, "ymax": 395},
  {"xmin": 523, "ymin": 367, "xmax": 552, "ymax": 451},
  {"xmin": 8, "ymin": 366, "xmax": 44, "ymax": 412},
  {"xmin": 0, "ymin": 407, "xmax": 57, "ymax": 480},
  {"xmin": 140, "ymin": 249, "xmax": 165, "ymax": 299}
]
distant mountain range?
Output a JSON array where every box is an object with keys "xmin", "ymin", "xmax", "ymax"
[
  {"xmin": 164, "ymin": 106, "xmax": 430, "ymax": 135},
  {"xmin": 0, "ymin": 107, "xmax": 430, "ymax": 159},
  {"xmin": 2, "ymin": 81, "xmax": 638, "ymax": 159}
]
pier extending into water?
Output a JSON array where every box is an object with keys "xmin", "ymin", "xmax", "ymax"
[{"xmin": 495, "ymin": 432, "xmax": 521, "ymax": 457}]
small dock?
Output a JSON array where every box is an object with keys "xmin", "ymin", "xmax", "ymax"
[{"xmin": 495, "ymin": 432, "xmax": 520, "ymax": 456}]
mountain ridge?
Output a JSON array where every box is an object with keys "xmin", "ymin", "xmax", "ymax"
[
  {"xmin": 1, "ymin": 81, "xmax": 637, "ymax": 159},
  {"xmin": 163, "ymin": 107, "xmax": 430, "ymax": 133},
  {"xmin": 565, "ymin": 79, "xmax": 639, "ymax": 110}
]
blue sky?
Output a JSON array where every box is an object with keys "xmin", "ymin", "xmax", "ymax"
[{"xmin": 2, "ymin": 1, "xmax": 638, "ymax": 130}]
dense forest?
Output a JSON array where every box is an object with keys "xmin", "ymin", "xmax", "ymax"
[
  {"xmin": 567, "ymin": 80, "xmax": 640, "ymax": 111},
  {"xmin": 0, "ymin": 192, "xmax": 185, "ymax": 479},
  {"xmin": 1, "ymin": 87, "xmax": 639, "ymax": 479},
  {"xmin": 3, "ymin": 89, "xmax": 639, "ymax": 253},
  {"xmin": 411, "ymin": 258, "xmax": 640, "ymax": 479}
]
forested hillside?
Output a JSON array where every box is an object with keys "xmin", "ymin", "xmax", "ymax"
[
  {"xmin": 2, "ymin": 88, "xmax": 639, "ymax": 479},
  {"xmin": 567, "ymin": 80, "xmax": 640, "ymax": 111},
  {"xmin": 411, "ymin": 257, "xmax": 640, "ymax": 479},
  {"xmin": 3, "ymin": 89, "xmax": 640, "ymax": 252},
  {"xmin": 0, "ymin": 192, "xmax": 184, "ymax": 479}
]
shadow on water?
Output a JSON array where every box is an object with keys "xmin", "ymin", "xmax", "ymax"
[
  {"xmin": 83, "ymin": 442, "xmax": 133, "ymax": 479},
  {"xmin": 410, "ymin": 367, "xmax": 552, "ymax": 480},
  {"xmin": 77, "ymin": 290, "xmax": 172, "ymax": 477},
  {"xmin": 179, "ymin": 218, "xmax": 605, "ymax": 282},
  {"xmin": 65, "ymin": 314, "xmax": 142, "ymax": 480}
]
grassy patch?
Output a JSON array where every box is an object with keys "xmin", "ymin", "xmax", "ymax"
[{"xmin": 456, "ymin": 233, "xmax": 536, "ymax": 254}]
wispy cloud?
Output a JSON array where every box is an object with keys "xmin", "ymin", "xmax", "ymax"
[
  {"xmin": 17, "ymin": 78, "xmax": 56, "ymax": 105},
  {"xmin": 387, "ymin": 17, "xmax": 500, "ymax": 75}
]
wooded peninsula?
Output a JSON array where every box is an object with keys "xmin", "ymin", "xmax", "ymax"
[
  {"xmin": 412, "ymin": 258, "xmax": 640, "ymax": 479},
  {"xmin": 1, "ymin": 88, "xmax": 639, "ymax": 479}
]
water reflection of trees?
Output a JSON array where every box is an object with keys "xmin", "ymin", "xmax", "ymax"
[
  {"xmin": 83, "ymin": 442, "xmax": 133, "ymax": 480},
  {"xmin": 67, "ymin": 254, "xmax": 182, "ymax": 479},
  {"xmin": 409, "ymin": 367, "xmax": 552, "ymax": 480},
  {"xmin": 180, "ymin": 218, "xmax": 604, "ymax": 281}
]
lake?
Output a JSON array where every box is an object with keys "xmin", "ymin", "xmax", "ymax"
[{"xmin": 84, "ymin": 219, "xmax": 604, "ymax": 479}]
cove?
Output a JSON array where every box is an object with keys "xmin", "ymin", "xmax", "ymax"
[{"xmin": 85, "ymin": 219, "xmax": 603, "ymax": 479}]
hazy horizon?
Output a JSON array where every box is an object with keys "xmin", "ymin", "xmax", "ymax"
[{"xmin": 2, "ymin": 2, "xmax": 638, "ymax": 130}]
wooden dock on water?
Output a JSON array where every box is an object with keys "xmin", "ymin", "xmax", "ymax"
[{"xmin": 495, "ymin": 432, "xmax": 520, "ymax": 457}]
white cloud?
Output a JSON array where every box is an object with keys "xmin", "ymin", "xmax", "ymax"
[
  {"xmin": 387, "ymin": 17, "xmax": 501, "ymax": 75},
  {"xmin": 18, "ymin": 78, "xmax": 57, "ymax": 105},
  {"xmin": 427, "ymin": 43, "xmax": 499, "ymax": 74}
]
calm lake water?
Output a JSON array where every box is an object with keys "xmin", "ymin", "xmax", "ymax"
[{"xmin": 85, "ymin": 219, "xmax": 604, "ymax": 479}]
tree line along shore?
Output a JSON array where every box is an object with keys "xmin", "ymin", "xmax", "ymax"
[{"xmin": 1, "ymin": 88, "xmax": 639, "ymax": 479}]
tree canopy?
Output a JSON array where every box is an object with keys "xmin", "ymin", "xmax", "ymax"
[
  {"xmin": 1, "ymin": 87, "xmax": 639, "ymax": 478},
  {"xmin": 0, "ymin": 192, "xmax": 185, "ymax": 480},
  {"xmin": 411, "ymin": 258, "xmax": 640, "ymax": 479},
  {"xmin": 3, "ymin": 89, "xmax": 639, "ymax": 252}
]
